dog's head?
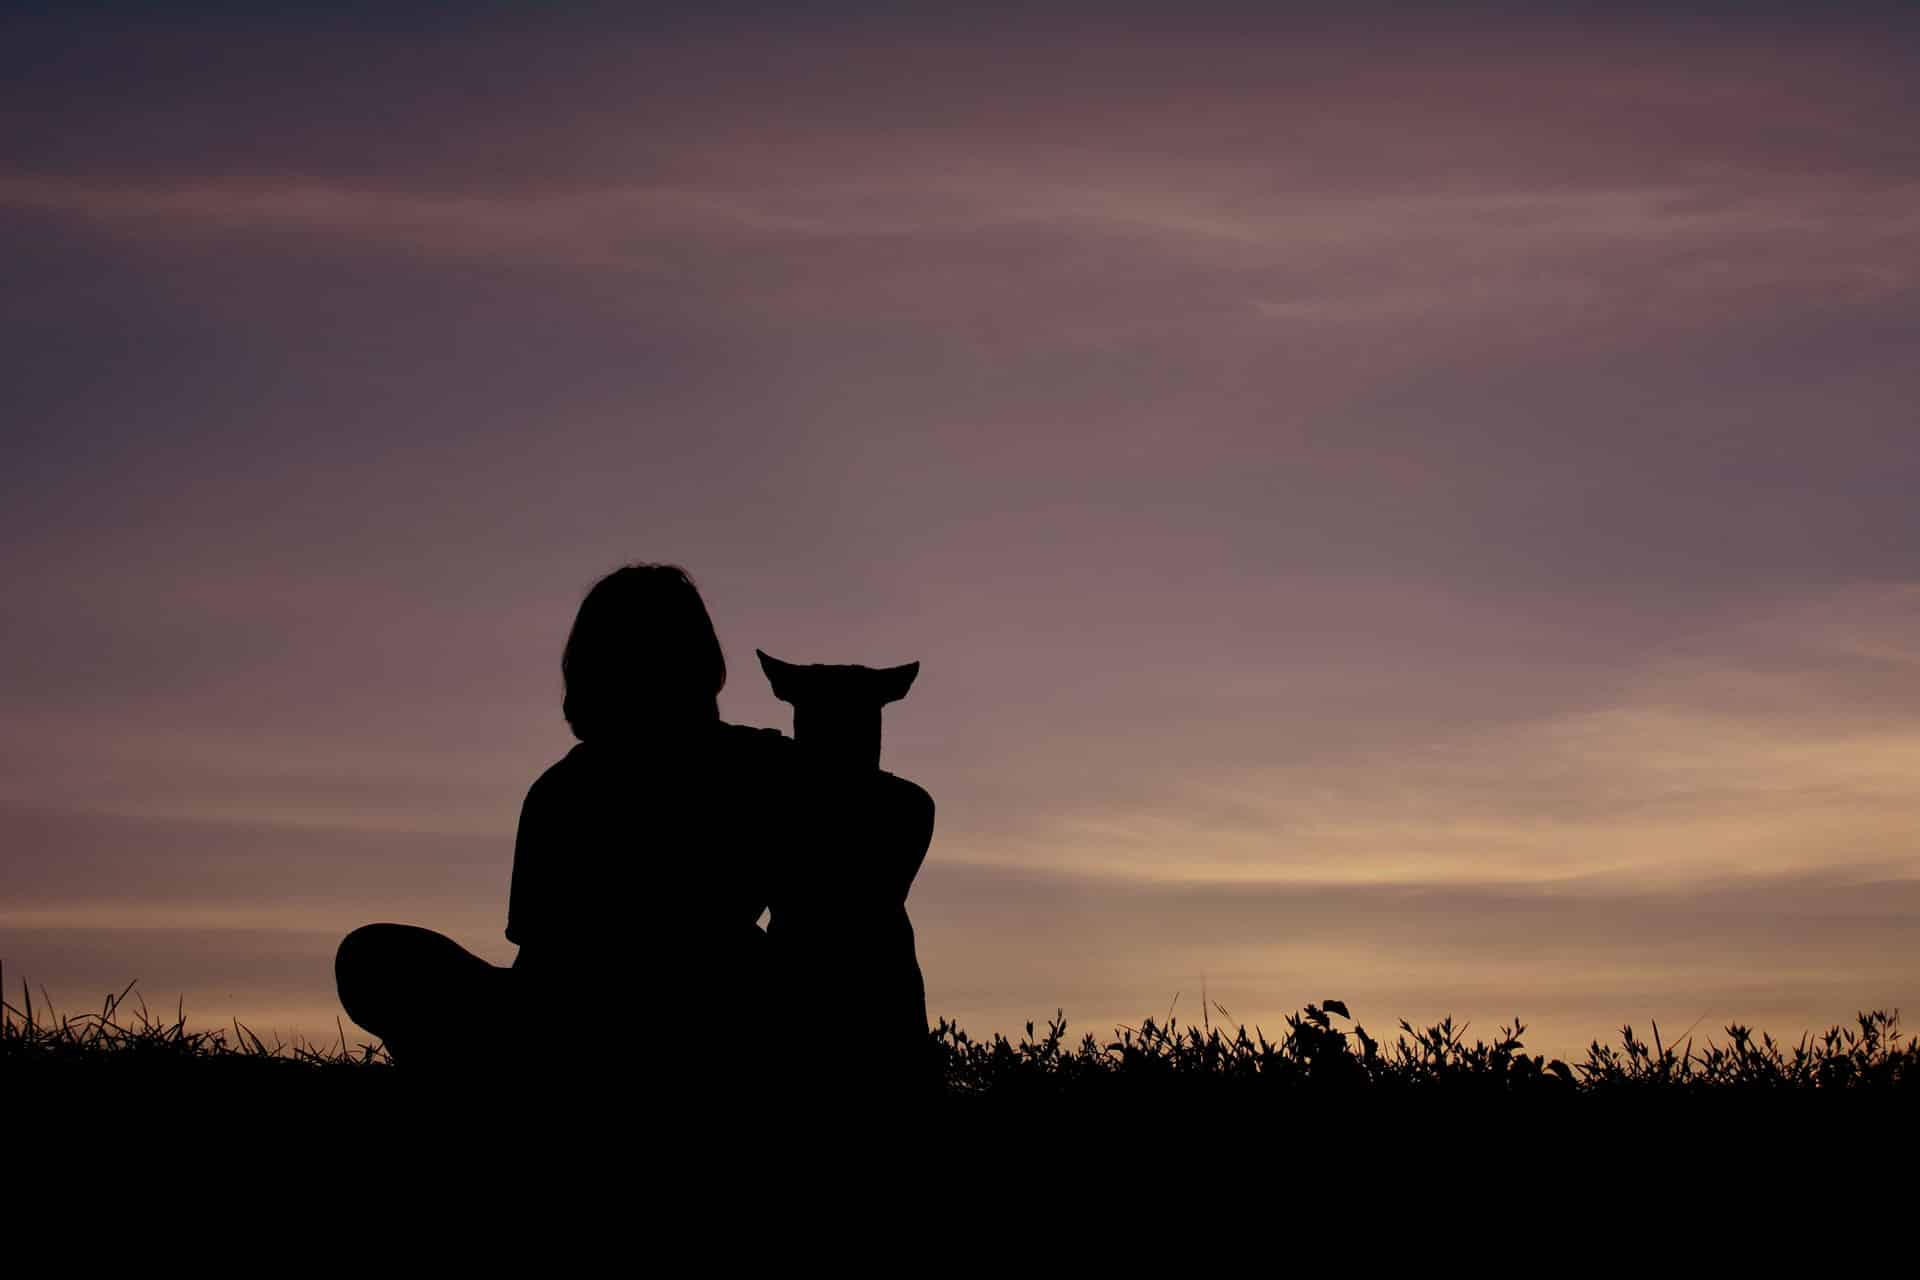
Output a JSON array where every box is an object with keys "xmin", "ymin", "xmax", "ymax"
[
  {"xmin": 756, "ymin": 651, "xmax": 919, "ymax": 709},
  {"xmin": 756, "ymin": 650, "xmax": 919, "ymax": 768}
]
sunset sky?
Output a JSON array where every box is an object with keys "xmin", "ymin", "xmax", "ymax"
[{"xmin": 4, "ymin": 2, "xmax": 1917, "ymax": 1060}]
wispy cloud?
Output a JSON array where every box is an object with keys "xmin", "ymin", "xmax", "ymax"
[
  {"xmin": 6, "ymin": 172, "xmax": 1914, "ymax": 324},
  {"xmin": 941, "ymin": 584, "xmax": 1920, "ymax": 886}
]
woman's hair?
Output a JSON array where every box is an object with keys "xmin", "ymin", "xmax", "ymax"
[{"xmin": 561, "ymin": 564, "xmax": 726, "ymax": 741}]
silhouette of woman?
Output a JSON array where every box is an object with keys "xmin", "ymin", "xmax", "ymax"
[{"xmin": 334, "ymin": 564, "xmax": 937, "ymax": 1096}]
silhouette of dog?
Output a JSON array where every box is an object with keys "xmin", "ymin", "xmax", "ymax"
[{"xmin": 756, "ymin": 648, "xmax": 936, "ymax": 1095}]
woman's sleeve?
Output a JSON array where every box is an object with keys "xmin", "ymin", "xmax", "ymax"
[{"xmin": 505, "ymin": 771, "xmax": 555, "ymax": 949}]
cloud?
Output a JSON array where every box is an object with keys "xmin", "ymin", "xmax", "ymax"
[
  {"xmin": 910, "ymin": 855, "xmax": 1920, "ymax": 1059},
  {"xmin": 5, "ymin": 172, "xmax": 1913, "ymax": 330},
  {"xmin": 933, "ymin": 583, "xmax": 1920, "ymax": 886}
]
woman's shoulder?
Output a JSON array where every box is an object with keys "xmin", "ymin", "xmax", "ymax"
[
  {"xmin": 544, "ymin": 728, "xmax": 791, "ymax": 773},
  {"xmin": 524, "ymin": 743, "xmax": 590, "ymax": 796},
  {"xmin": 715, "ymin": 720, "xmax": 797, "ymax": 760},
  {"xmin": 716, "ymin": 723, "xmax": 928, "ymax": 800}
]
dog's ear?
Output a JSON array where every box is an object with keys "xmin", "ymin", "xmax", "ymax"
[
  {"xmin": 757, "ymin": 650, "xmax": 806, "ymax": 703},
  {"xmin": 868, "ymin": 660, "xmax": 920, "ymax": 705}
]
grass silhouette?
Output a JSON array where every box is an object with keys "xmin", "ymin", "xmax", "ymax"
[{"xmin": 5, "ymin": 965, "xmax": 1911, "ymax": 1095}]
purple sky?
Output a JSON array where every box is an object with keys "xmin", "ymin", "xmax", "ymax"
[{"xmin": 4, "ymin": 5, "xmax": 1918, "ymax": 1057}]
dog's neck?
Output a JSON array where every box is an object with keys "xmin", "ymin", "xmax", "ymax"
[{"xmin": 792, "ymin": 701, "xmax": 885, "ymax": 770}]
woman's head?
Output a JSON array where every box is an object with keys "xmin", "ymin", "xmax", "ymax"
[{"xmin": 561, "ymin": 564, "xmax": 726, "ymax": 741}]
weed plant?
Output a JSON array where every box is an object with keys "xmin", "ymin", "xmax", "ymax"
[{"xmin": 5, "ymin": 966, "xmax": 1911, "ymax": 1096}]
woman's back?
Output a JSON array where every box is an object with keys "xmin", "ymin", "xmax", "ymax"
[{"xmin": 506, "ymin": 722, "xmax": 798, "ymax": 995}]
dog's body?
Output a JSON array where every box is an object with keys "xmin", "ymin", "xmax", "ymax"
[{"xmin": 757, "ymin": 649, "xmax": 935, "ymax": 1091}]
